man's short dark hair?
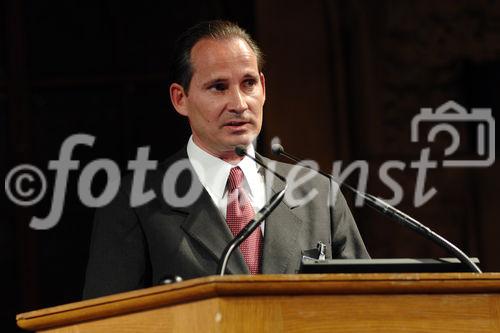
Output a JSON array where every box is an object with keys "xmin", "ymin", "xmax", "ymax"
[{"xmin": 169, "ymin": 20, "xmax": 264, "ymax": 93}]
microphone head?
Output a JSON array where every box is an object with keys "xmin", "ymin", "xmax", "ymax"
[
  {"xmin": 234, "ymin": 145, "xmax": 247, "ymax": 157},
  {"xmin": 271, "ymin": 143, "xmax": 284, "ymax": 156}
]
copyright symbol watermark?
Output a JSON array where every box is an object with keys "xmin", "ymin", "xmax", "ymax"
[{"xmin": 5, "ymin": 164, "xmax": 47, "ymax": 206}]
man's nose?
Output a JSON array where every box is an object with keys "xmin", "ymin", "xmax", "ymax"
[{"xmin": 227, "ymin": 87, "xmax": 248, "ymax": 113}]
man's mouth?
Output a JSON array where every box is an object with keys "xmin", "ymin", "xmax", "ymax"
[{"xmin": 223, "ymin": 120, "xmax": 250, "ymax": 128}]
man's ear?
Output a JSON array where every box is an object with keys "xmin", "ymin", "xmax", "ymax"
[
  {"xmin": 259, "ymin": 72, "xmax": 266, "ymax": 102},
  {"xmin": 169, "ymin": 83, "xmax": 189, "ymax": 116}
]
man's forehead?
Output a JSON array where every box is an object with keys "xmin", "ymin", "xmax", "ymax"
[{"xmin": 190, "ymin": 37, "xmax": 259, "ymax": 75}]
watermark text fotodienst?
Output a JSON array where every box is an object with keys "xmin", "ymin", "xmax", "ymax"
[{"xmin": 4, "ymin": 101, "xmax": 495, "ymax": 230}]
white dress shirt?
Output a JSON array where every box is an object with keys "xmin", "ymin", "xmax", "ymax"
[{"xmin": 186, "ymin": 136, "xmax": 267, "ymax": 233}]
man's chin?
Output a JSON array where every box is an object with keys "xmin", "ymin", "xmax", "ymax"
[{"xmin": 227, "ymin": 134, "xmax": 256, "ymax": 148}]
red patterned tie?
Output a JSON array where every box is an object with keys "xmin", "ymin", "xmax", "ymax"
[{"xmin": 226, "ymin": 167, "xmax": 262, "ymax": 274}]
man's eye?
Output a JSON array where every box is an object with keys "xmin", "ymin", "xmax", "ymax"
[
  {"xmin": 210, "ymin": 83, "xmax": 227, "ymax": 91},
  {"xmin": 243, "ymin": 79, "xmax": 257, "ymax": 88}
]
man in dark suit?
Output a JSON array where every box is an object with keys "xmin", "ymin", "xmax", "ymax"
[{"xmin": 83, "ymin": 20, "xmax": 369, "ymax": 299}]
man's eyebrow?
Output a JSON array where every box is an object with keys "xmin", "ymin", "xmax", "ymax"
[
  {"xmin": 243, "ymin": 73, "xmax": 259, "ymax": 79},
  {"xmin": 202, "ymin": 78, "xmax": 227, "ymax": 89},
  {"xmin": 202, "ymin": 72, "xmax": 259, "ymax": 88}
]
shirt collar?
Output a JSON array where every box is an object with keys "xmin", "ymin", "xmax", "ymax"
[{"xmin": 186, "ymin": 136, "xmax": 261, "ymax": 199}]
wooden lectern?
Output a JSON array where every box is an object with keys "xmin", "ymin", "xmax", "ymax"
[{"xmin": 17, "ymin": 273, "xmax": 500, "ymax": 332}]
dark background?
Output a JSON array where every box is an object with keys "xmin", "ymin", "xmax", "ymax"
[{"xmin": 2, "ymin": 0, "xmax": 499, "ymax": 331}]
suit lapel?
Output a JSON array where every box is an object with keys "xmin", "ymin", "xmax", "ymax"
[
  {"xmin": 262, "ymin": 200, "xmax": 304, "ymax": 273},
  {"xmin": 257, "ymin": 155, "xmax": 304, "ymax": 274},
  {"xmin": 165, "ymin": 148, "xmax": 248, "ymax": 275},
  {"xmin": 178, "ymin": 190, "xmax": 249, "ymax": 275}
]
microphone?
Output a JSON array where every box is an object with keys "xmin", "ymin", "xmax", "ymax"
[
  {"xmin": 216, "ymin": 146, "xmax": 288, "ymax": 276},
  {"xmin": 272, "ymin": 143, "xmax": 482, "ymax": 273},
  {"xmin": 236, "ymin": 145, "xmax": 287, "ymax": 182}
]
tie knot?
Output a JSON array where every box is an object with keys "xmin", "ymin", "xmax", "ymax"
[{"xmin": 227, "ymin": 167, "xmax": 244, "ymax": 191}]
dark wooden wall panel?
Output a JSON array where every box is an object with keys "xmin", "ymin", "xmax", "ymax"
[
  {"xmin": 256, "ymin": 0, "xmax": 499, "ymax": 270},
  {"xmin": 256, "ymin": 0, "xmax": 338, "ymax": 168},
  {"xmin": 343, "ymin": 0, "xmax": 500, "ymax": 265}
]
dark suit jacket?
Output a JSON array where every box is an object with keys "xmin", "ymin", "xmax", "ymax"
[{"xmin": 83, "ymin": 147, "xmax": 369, "ymax": 299}]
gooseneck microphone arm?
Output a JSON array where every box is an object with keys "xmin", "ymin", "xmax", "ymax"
[
  {"xmin": 217, "ymin": 146, "xmax": 288, "ymax": 276},
  {"xmin": 271, "ymin": 143, "xmax": 482, "ymax": 273}
]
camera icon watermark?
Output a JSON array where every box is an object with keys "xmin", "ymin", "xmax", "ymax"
[{"xmin": 411, "ymin": 100, "xmax": 495, "ymax": 167}]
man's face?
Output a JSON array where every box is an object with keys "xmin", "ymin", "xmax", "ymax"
[{"xmin": 170, "ymin": 37, "xmax": 266, "ymax": 158}]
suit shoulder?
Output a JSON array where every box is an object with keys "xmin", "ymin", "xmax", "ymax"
[{"xmin": 117, "ymin": 146, "xmax": 188, "ymax": 194}]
